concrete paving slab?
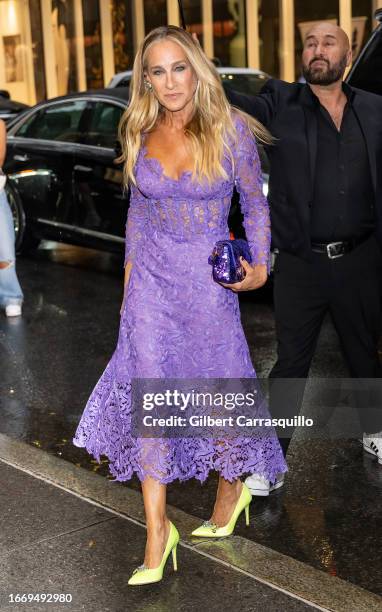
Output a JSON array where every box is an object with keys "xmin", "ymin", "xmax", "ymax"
[
  {"xmin": 0, "ymin": 461, "xmax": 313, "ymax": 612},
  {"xmin": 1, "ymin": 436, "xmax": 381, "ymax": 612},
  {"xmin": 0, "ymin": 461, "xmax": 111, "ymax": 553}
]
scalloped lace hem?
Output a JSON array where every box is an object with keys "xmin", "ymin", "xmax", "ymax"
[{"xmin": 72, "ymin": 367, "xmax": 287, "ymax": 485}]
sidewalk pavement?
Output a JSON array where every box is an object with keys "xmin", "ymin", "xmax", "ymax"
[
  {"xmin": 0, "ymin": 458, "xmax": 311, "ymax": 612},
  {"xmin": 1, "ymin": 435, "xmax": 382, "ymax": 612}
]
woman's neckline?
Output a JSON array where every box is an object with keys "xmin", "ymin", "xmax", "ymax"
[{"xmin": 141, "ymin": 134, "xmax": 193, "ymax": 183}]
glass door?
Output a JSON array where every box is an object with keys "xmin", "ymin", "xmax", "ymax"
[{"xmin": 0, "ymin": 0, "xmax": 37, "ymax": 104}]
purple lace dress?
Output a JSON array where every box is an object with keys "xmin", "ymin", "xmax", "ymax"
[{"xmin": 73, "ymin": 114, "xmax": 287, "ymax": 484}]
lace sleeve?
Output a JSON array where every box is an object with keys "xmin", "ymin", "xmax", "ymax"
[
  {"xmin": 124, "ymin": 184, "xmax": 149, "ymax": 267},
  {"xmin": 233, "ymin": 113, "xmax": 271, "ymax": 272}
]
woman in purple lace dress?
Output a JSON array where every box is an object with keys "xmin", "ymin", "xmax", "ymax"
[{"xmin": 73, "ymin": 26, "xmax": 286, "ymax": 584}]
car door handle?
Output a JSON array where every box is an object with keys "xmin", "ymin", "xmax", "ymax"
[
  {"xmin": 74, "ymin": 164, "xmax": 93, "ymax": 172},
  {"xmin": 13, "ymin": 154, "xmax": 29, "ymax": 162}
]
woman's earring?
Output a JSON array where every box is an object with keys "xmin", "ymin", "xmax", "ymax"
[{"xmin": 144, "ymin": 81, "xmax": 153, "ymax": 91}]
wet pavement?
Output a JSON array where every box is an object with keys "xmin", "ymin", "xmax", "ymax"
[
  {"xmin": 1, "ymin": 242, "xmax": 382, "ymax": 606},
  {"xmin": 0, "ymin": 459, "xmax": 315, "ymax": 612},
  {"xmin": 2, "ymin": 434, "xmax": 380, "ymax": 612}
]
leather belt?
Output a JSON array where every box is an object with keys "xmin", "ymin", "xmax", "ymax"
[{"xmin": 311, "ymin": 233, "xmax": 372, "ymax": 259}]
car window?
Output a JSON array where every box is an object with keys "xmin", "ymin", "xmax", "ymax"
[
  {"xmin": 348, "ymin": 27, "xmax": 382, "ymax": 96},
  {"xmin": 15, "ymin": 100, "xmax": 88, "ymax": 142},
  {"xmin": 116, "ymin": 77, "xmax": 131, "ymax": 88},
  {"xmin": 85, "ymin": 101, "xmax": 125, "ymax": 148},
  {"xmin": 219, "ymin": 73, "xmax": 269, "ymax": 96}
]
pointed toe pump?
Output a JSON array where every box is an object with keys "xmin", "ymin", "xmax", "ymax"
[
  {"xmin": 191, "ymin": 483, "xmax": 252, "ymax": 538},
  {"xmin": 128, "ymin": 522, "xmax": 179, "ymax": 586}
]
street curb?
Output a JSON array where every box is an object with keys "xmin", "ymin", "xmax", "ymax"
[{"xmin": 1, "ymin": 433, "xmax": 381, "ymax": 612}]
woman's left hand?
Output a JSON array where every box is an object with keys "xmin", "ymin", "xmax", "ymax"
[{"xmin": 221, "ymin": 259, "xmax": 268, "ymax": 292}]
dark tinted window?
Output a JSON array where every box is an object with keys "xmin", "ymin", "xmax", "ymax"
[
  {"xmin": 85, "ymin": 101, "xmax": 125, "ymax": 148},
  {"xmin": 116, "ymin": 76, "xmax": 131, "ymax": 88},
  {"xmin": 348, "ymin": 26, "xmax": 382, "ymax": 96},
  {"xmin": 218, "ymin": 73, "xmax": 269, "ymax": 96},
  {"xmin": 16, "ymin": 100, "xmax": 88, "ymax": 142}
]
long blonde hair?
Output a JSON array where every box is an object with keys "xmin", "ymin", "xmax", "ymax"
[{"xmin": 118, "ymin": 25, "xmax": 271, "ymax": 186}]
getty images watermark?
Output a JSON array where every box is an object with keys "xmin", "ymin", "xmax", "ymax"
[
  {"xmin": 130, "ymin": 380, "xmax": 316, "ymax": 438},
  {"xmin": 141, "ymin": 389, "xmax": 313, "ymax": 429}
]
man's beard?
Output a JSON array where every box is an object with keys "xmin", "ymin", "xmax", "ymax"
[{"xmin": 302, "ymin": 55, "xmax": 348, "ymax": 85}]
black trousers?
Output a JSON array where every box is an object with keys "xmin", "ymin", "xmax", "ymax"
[{"xmin": 270, "ymin": 235, "xmax": 382, "ymax": 456}]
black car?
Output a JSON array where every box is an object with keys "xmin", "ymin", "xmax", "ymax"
[
  {"xmin": 346, "ymin": 8, "xmax": 382, "ymax": 94},
  {"xmin": 5, "ymin": 89, "xmax": 129, "ymax": 253},
  {"xmin": 0, "ymin": 90, "xmax": 29, "ymax": 123}
]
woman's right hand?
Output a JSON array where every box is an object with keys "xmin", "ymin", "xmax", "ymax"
[{"xmin": 120, "ymin": 261, "xmax": 133, "ymax": 315}]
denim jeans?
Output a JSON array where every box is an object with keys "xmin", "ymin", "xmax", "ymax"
[{"xmin": 0, "ymin": 188, "xmax": 23, "ymax": 307}]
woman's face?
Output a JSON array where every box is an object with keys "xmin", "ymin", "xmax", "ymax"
[{"xmin": 144, "ymin": 39, "xmax": 197, "ymax": 114}]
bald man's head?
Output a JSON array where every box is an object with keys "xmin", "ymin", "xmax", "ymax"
[
  {"xmin": 302, "ymin": 22, "xmax": 352, "ymax": 86},
  {"xmin": 305, "ymin": 23, "xmax": 350, "ymax": 51}
]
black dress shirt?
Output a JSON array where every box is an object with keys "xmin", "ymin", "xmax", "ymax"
[{"xmin": 309, "ymin": 84, "xmax": 375, "ymax": 242}]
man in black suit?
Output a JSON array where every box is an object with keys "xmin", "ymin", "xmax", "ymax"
[{"xmin": 226, "ymin": 22, "xmax": 382, "ymax": 495}]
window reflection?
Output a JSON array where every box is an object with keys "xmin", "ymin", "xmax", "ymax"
[
  {"xmin": 259, "ymin": 0, "xmax": 280, "ymax": 76},
  {"xmin": 0, "ymin": 0, "xmax": 42, "ymax": 104},
  {"xmin": 352, "ymin": 0, "xmax": 373, "ymax": 59},
  {"xmin": 16, "ymin": 100, "xmax": 88, "ymax": 142},
  {"xmin": 86, "ymin": 101, "xmax": 125, "ymax": 148},
  {"xmin": 144, "ymin": 0, "xmax": 167, "ymax": 34},
  {"xmin": 29, "ymin": 0, "xmax": 46, "ymax": 102},
  {"xmin": 112, "ymin": 0, "xmax": 134, "ymax": 72},
  {"xmin": 51, "ymin": 0, "xmax": 78, "ymax": 95},
  {"xmin": 213, "ymin": 0, "xmax": 247, "ymax": 66},
  {"xmin": 181, "ymin": 0, "xmax": 203, "ymax": 47},
  {"xmin": 82, "ymin": 0, "xmax": 103, "ymax": 89}
]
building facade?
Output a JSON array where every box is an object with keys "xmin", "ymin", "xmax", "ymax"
[{"xmin": 1, "ymin": 0, "xmax": 381, "ymax": 106}]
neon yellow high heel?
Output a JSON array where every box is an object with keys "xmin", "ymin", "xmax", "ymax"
[
  {"xmin": 191, "ymin": 483, "xmax": 252, "ymax": 538},
  {"xmin": 128, "ymin": 522, "xmax": 179, "ymax": 586}
]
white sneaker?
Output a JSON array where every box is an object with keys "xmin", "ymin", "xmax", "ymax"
[
  {"xmin": 244, "ymin": 473, "xmax": 285, "ymax": 496},
  {"xmin": 363, "ymin": 433, "xmax": 382, "ymax": 465},
  {"xmin": 5, "ymin": 304, "xmax": 22, "ymax": 317}
]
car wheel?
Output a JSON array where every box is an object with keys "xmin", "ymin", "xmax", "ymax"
[{"xmin": 6, "ymin": 183, "xmax": 40, "ymax": 253}]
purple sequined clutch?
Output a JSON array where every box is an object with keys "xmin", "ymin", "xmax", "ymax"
[{"xmin": 208, "ymin": 239, "xmax": 253, "ymax": 284}]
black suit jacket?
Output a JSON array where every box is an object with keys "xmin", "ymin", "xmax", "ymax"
[{"xmin": 226, "ymin": 79, "xmax": 382, "ymax": 259}]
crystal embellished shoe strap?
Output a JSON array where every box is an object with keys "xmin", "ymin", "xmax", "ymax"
[
  {"xmin": 132, "ymin": 564, "xmax": 148, "ymax": 574},
  {"xmin": 202, "ymin": 520, "xmax": 218, "ymax": 532}
]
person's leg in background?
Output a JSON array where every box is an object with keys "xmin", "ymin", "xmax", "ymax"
[
  {"xmin": 246, "ymin": 251, "xmax": 328, "ymax": 495},
  {"xmin": 270, "ymin": 252, "xmax": 329, "ymax": 454},
  {"xmin": 329, "ymin": 237, "xmax": 382, "ymax": 464},
  {"xmin": 0, "ymin": 189, "xmax": 23, "ymax": 316}
]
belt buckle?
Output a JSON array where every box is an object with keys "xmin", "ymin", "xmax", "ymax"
[{"xmin": 327, "ymin": 241, "xmax": 344, "ymax": 259}]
